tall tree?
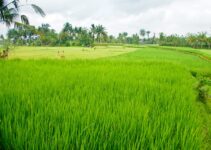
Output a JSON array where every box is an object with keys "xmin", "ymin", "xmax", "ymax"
[
  {"xmin": 146, "ymin": 31, "xmax": 151, "ymax": 39},
  {"xmin": 37, "ymin": 24, "xmax": 58, "ymax": 46},
  {"xmin": 140, "ymin": 29, "xmax": 146, "ymax": 39},
  {"xmin": 197, "ymin": 32, "xmax": 207, "ymax": 48},
  {"xmin": 187, "ymin": 34, "xmax": 197, "ymax": 48},
  {"xmin": 91, "ymin": 24, "xmax": 96, "ymax": 42},
  {"xmin": 62, "ymin": 23, "xmax": 73, "ymax": 39},
  {"xmin": 60, "ymin": 22, "xmax": 73, "ymax": 45},
  {"xmin": 95, "ymin": 25, "xmax": 107, "ymax": 43},
  {"xmin": 131, "ymin": 34, "xmax": 140, "ymax": 44},
  {"xmin": 117, "ymin": 32, "xmax": 128, "ymax": 43}
]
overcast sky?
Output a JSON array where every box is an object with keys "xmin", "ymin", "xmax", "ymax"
[{"xmin": 1, "ymin": 0, "xmax": 211, "ymax": 36}]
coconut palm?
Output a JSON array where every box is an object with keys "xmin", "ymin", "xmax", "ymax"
[
  {"xmin": 0, "ymin": 0, "xmax": 45, "ymax": 26},
  {"xmin": 140, "ymin": 29, "xmax": 146, "ymax": 38},
  {"xmin": 187, "ymin": 34, "xmax": 197, "ymax": 48},
  {"xmin": 62, "ymin": 22, "xmax": 73, "ymax": 40},
  {"xmin": 207, "ymin": 37, "xmax": 211, "ymax": 49},
  {"xmin": 95, "ymin": 25, "xmax": 106, "ymax": 43},
  {"xmin": 62, "ymin": 23, "xmax": 73, "ymax": 33},
  {"xmin": 118, "ymin": 32, "xmax": 128, "ymax": 43},
  {"xmin": 91, "ymin": 24, "xmax": 96, "ymax": 42},
  {"xmin": 197, "ymin": 32, "xmax": 207, "ymax": 48},
  {"xmin": 146, "ymin": 31, "xmax": 151, "ymax": 39}
]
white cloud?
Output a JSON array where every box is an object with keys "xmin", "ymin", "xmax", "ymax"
[{"xmin": 1, "ymin": 0, "xmax": 211, "ymax": 36}]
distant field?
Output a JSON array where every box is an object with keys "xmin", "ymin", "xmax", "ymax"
[
  {"xmin": 159, "ymin": 46, "xmax": 211, "ymax": 59},
  {"xmin": 115, "ymin": 47, "xmax": 211, "ymax": 71},
  {"xmin": 199, "ymin": 49, "xmax": 211, "ymax": 57},
  {"xmin": 8, "ymin": 46, "xmax": 137, "ymax": 59},
  {"xmin": 0, "ymin": 46, "xmax": 211, "ymax": 149}
]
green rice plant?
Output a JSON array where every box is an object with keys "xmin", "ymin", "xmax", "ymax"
[{"xmin": 0, "ymin": 59, "xmax": 203, "ymax": 149}]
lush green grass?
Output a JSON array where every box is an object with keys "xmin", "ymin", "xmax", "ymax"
[
  {"xmin": 158, "ymin": 46, "xmax": 211, "ymax": 59},
  {"xmin": 0, "ymin": 46, "xmax": 211, "ymax": 149},
  {"xmin": 115, "ymin": 47, "xmax": 211, "ymax": 72},
  {"xmin": 117, "ymin": 47, "xmax": 211, "ymax": 148},
  {"xmin": 8, "ymin": 46, "xmax": 136, "ymax": 60},
  {"xmin": 199, "ymin": 50, "xmax": 211, "ymax": 57},
  {"xmin": 0, "ymin": 60, "xmax": 203, "ymax": 149}
]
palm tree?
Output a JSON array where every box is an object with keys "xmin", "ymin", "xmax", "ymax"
[
  {"xmin": 197, "ymin": 32, "xmax": 207, "ymax": 48},
  {"xmin": 140, "ymin": 29, "xmax": 146, "ymax": 39},
  {"xmin": 187, "ymin": 34, "xmax": 196, "ymax": 48},
  {"xmin": 152, "ymin": 33, "xmax": 156, "ymax": 44},
  {"xmin": 62, "ymin": 22, "xmax": 73, "ymax": 40},
  {"xmin": 0, "ymin": 0, "xmax": 45, "ymax": 26},
  {"xmin": 62, "ymin": 23, "xmax": 72, "ymax": 33},
  {"xmin": 146, "ymin": 31, "xmax": 151, "ymax": 39},
  {"xmin": 122, "ymin": 32, "xmax": 128, "ymax": 43},
  {"xmin": 95, "ymin": 25, "xmax": 106, "ymax": 43},
  {"xmin": 207, "ymin": 37, "xmax": 211, "ymax": 49},
  {"xmin": 91, "ymin": 24, "xmax": 96, "ymax": 42}
]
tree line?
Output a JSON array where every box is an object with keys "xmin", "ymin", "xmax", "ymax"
[
  {"xmin": 2, "ymin": 1, "xmax": 211, "ymax": 49},
  {"xmin": 159, "ymin": 32, "xmax": 211, "ymax": 49},
  {"xmin": 4, "ymin": 24, "xmax": 211, "ymax": 49},
  {"xmin": 5, "ymin": 24, "xmax": 157, "ymax": 47}
]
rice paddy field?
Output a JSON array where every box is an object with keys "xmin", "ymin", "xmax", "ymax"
[
  {"xmin": 8, "ymin": 46, "xmax": 136, "ymax": 60},
  {"xmin": 0, "ymin": 46, "xmax": 211, "ymax": 149}
]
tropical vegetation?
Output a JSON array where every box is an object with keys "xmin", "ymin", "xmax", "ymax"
[
  {"xmin": 0, "ymin": 0, "xmax": 45, "ymax": 26},
  {"xmin": 1, "ymin": 1, "xmax": 211, "ymax": 150}
]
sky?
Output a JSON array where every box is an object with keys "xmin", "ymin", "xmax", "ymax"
[{"xmin": 1, "ymin": 0, "xmax": 211, "ymax": 36}]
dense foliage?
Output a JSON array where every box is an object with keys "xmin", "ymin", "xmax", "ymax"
[
  {"xmin": 8, "ymin": 25, "xmax": 211, "ymax": 49},
  {"xmin": 1, "ymin": 1, "xmax": 211, "ymax": 49},
  {"xmin": 0, "ymin": 0, "xmax": 45, "ymax": 26},
  {"xmin": 159, "ymin": 32, "xmax": 211, "ymax": 49},
  {"xmin": 6, "ymin": 24, "xmax": 157, "ymax": 47}
]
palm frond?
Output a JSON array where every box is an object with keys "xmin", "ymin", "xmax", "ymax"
[
  {"xmin": 1, "ymin": 1, "xmax": 45, "ymax": 26},
  {"xmin": 2, "ymin": 8, "xmax": 18, "ymax": 26},
  {"xmin": 21, "ymin": 14, "xmax": 29, "ymax": 25},
  {"xmin": 0, "ymin": 0, "xmax": 19, "ymax": 11},
  {"xmin": 12, "ymin": 0, "xmax": 20, "ymax": 10},
  {"xmin": 31, "ymin": 4, "xmax": 45, "ymax": 17},
  {"xmin": 0, "ymin": 0, "xmax": 4, "ymax": 8}
]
